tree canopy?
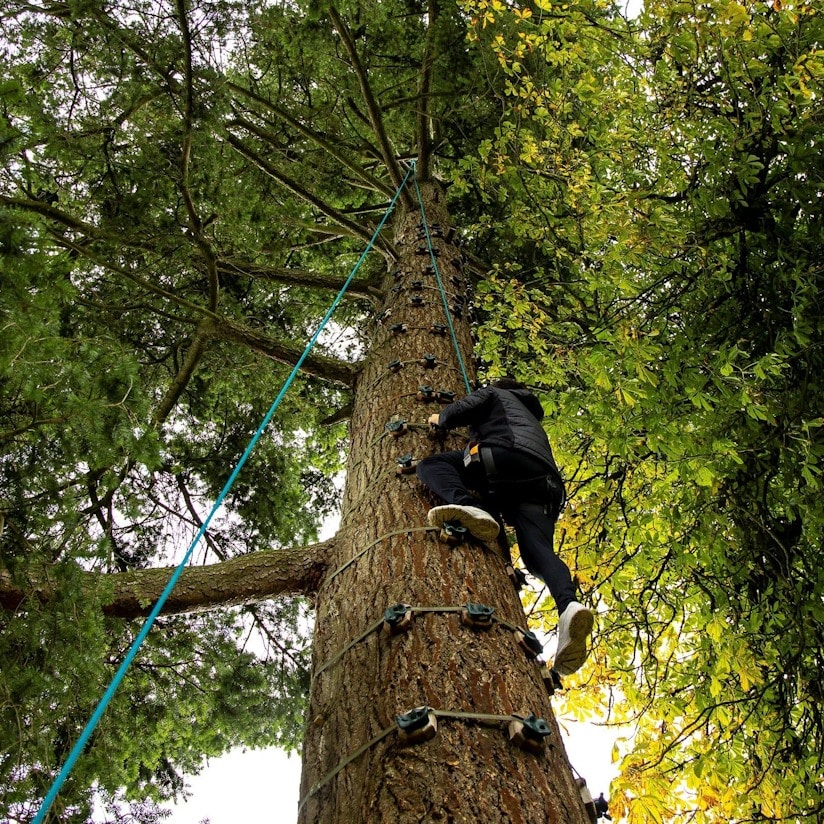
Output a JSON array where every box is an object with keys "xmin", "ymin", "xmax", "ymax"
[{"xmin": 1, "ymin": 0, "xmax": 822, "ymax": 821}]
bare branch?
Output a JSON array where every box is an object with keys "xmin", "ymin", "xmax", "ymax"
[
  {"xmin": 0, "ymin": 539, "xmax": 334, "ymax": 618},
  {"xmin": 320, "ymin": 402, "xmax": 353, "ymax": 426}
]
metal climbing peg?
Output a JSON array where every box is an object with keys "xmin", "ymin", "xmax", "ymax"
[
  {"xmin": 385, "ymin": 419, "xmax": 408, "ymax": 437},
  {"xmin": 395, "ymin": 454, "xmax": 418, "ymax": 475},
  {"xmin": 540, "ymin": 665, "xmax": 564, "ymax": 696},
  {"xmin": 576, "ymin": 778, "xmax": 599, "ymax": 822},
  {"xmin": 417, "ymin": 222, "xmax": 443, "ymax": 238},
  {"xmin": 383, "ymin": 604, "xmax": 414, "ymax": 634},
  {"xmin": 396, "ymin": 706, "xmax": 438, "ymax": 744},
  {"xmin": 439, "ymin": 521, "xmax": 468, "ymax": 545},
  {"xmin": 508, "ymin": 713, "xmax": 552, "ymax": 754},
  {"xmin": 461, "ymin": 603, "xmax": 495, "ymax": 629},
  {"xmin": 514, "ymin": 628, "xmax": 543, "ymax": 658},
  {"xmin": 506, "ymin": 564, "xmax": 529, "ymax": 590}
]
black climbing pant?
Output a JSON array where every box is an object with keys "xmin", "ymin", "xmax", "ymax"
[{"xmin": 416, "ymin": 447, "xmax": 576, "ymax": 615}]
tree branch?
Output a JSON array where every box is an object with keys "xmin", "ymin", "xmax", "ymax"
[
  {"xmin": 416, "ymin": 0, "xmax": 440, "ymax": 181},
  {"xmin": 152, "ymin": 317, "xmax": 214, "ymax": 427},
  {"xmin": 0, "ymin": 194, "xmax": 155, "ymax": 251},
  {"xmin": 209, "ymin": 316, "xmax": 358, "ymax": 387},
  {"xmin": 175, "ymin": 0, "xmax": 220, "ymax": 313},
  {"xmin": 216, "ymin": 257, "xmax": 381, "ymax": 301},
  {"xmin": 0, "ymin": 539, "xmax": 334, "ymax": 619},
  {"xmin": 50, "ymin": 233, "xmax": 218, "ymax": 322},
  {"xmin": 227, "ymin": 84, "xmax": 395, "ymax": 199},
  {"xmin": 225, "ymin": 133, "xmax": 394, "ymax": 260},
  {"xmin": 320, "ymin": 402, "xmax": 353, "ymax": 426},
  {"xmin": 328, "ymin": 4, "xmax": 414, "ymax": 210}
]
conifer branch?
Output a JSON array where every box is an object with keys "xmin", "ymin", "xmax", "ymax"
[
  {"xmin": 216, "ymin": 257, "xmax": 381, "ymax": 301},
  {"xmin": 0, "ymin": 194, "xmax": 155, "ymax": 250},
  {"xmin": 225, "ymin": 133, "xmax": 395, "ymax": 260},
  {"xmin": 210, "ymin": 316, "xmax": 358, "ymax": 387},
  {"xmin": 152, "ymin": 318, "xmax": 214, "ymax": 428},
  {"xmin": 328, "ymin": 5, "xmax": 414, "ymax": 210},
  {"xmin": 227, "ymin": 85, "xmax": 394, "ymax": 198}
]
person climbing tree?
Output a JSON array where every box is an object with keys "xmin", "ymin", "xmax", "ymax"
[{"xmin": 417, "ymin": 377, "xmax": 594, "ymax": 675}]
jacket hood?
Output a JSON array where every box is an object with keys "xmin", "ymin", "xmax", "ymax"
[{"xmin": 507, "ymin": 388, "xmax": 545, "ymax": 421}]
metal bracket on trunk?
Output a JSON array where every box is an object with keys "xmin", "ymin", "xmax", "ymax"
[
  {"xmin": 508, "ymin": 713, "xmax": 552, "ymax": 754},
  {"xmin": 396, "ymin": 706, "xmax": 438, "ymax": 744}
]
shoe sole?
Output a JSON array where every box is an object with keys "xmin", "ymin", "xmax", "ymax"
[
  {"xmin": 554, "ymin": 608, "xmax": 594, "ymax": 676},
  {"xmin": 427, "ymin": 505, "xmax": 500, "ymax": 542}
]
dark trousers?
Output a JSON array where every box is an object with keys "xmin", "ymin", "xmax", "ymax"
[{"xmin": 416, "ymin": 447, "xmax": 576, "ymax": 614}]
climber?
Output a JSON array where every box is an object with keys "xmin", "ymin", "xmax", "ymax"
[{"xmin": 416, "ymin": 377, "xmax": 594, "ymax": 676}]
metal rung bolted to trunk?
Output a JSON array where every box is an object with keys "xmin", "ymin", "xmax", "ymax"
[
  {"xmin": 439, "ymin": 521, "xmax": 468, "ymax": 545},
  {"xmin": 576, "ymin": 778, "xmax": 599, "ymax": 822},
  {"xmin": 514, "ymin": 628, "xmax": 543, "ymax": 658},
  {"xmin": 395, "ymin": 454, "xmax": 417, "ymax": 475},
  {"xmin": 540, "ymin": 665, "xmax": 564, "ymax": 696},
  {"xmin": 396, "ymin": 706, "xmax": 438, "ymax": 744},
  {"xmin": 386, "ymin": 419, "xmax": 408, "ymax": 437},
  {"xmin": 508, "ymin": 713, "xmax": 552, "ymax": 754},
  {"xmin": 383, "ymin": 603, "xmax": 414, "ymax": 635},
  {"xmin": 461, "ymin": 603, "xmax": 495, "ymax": 629}
]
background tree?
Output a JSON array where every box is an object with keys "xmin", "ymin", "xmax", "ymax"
[
  {"xmin": 1, "ymin": 0, "xmax": 822, "ymax": 822},
  {"xmin": 465, "ymin": 0, "xmax": 824, "ymax": 819}
]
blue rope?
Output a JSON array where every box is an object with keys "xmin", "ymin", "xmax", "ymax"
[
  {"xmin": 33, "ymin": 162, "xmax": 415, "ymax": 824},
  {"xmin": 411, "ymin": 169, "xmax": 472, "ymax": 394}
]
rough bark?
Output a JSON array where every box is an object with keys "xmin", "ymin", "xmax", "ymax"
[
  {"xmin": 0, "ymin": 539, "xmax": 330, "ymax": 618},
  {"xmin": 298, "ymin": 183, "xmax": 593, "ymax": 823}
]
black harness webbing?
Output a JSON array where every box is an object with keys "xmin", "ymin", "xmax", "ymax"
[{"xmin": 478, "ymin": 447, "xmax": 566, "ymax": 516}]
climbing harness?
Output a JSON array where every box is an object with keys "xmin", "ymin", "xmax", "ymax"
[{"xmin": 32, "ymin": 163, "xmax": 416, "ymax": 824}]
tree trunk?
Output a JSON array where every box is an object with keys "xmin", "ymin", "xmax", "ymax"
[{"xmin": 298, "ymin": 183, "xmax": 592, "ymax": 823}]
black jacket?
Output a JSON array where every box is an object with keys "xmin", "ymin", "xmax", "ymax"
[{"xmin": 436, "ymin": 386, "xmax": 560, "ymax": 476}]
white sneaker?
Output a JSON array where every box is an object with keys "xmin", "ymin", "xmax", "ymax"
[
  {"xmin": 554, "ymin": 602, "xmax": 594, "ymax": 676},
  {"xmin": 427, "ymin": 504, "xmax": 500, "ymax": 542}
]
